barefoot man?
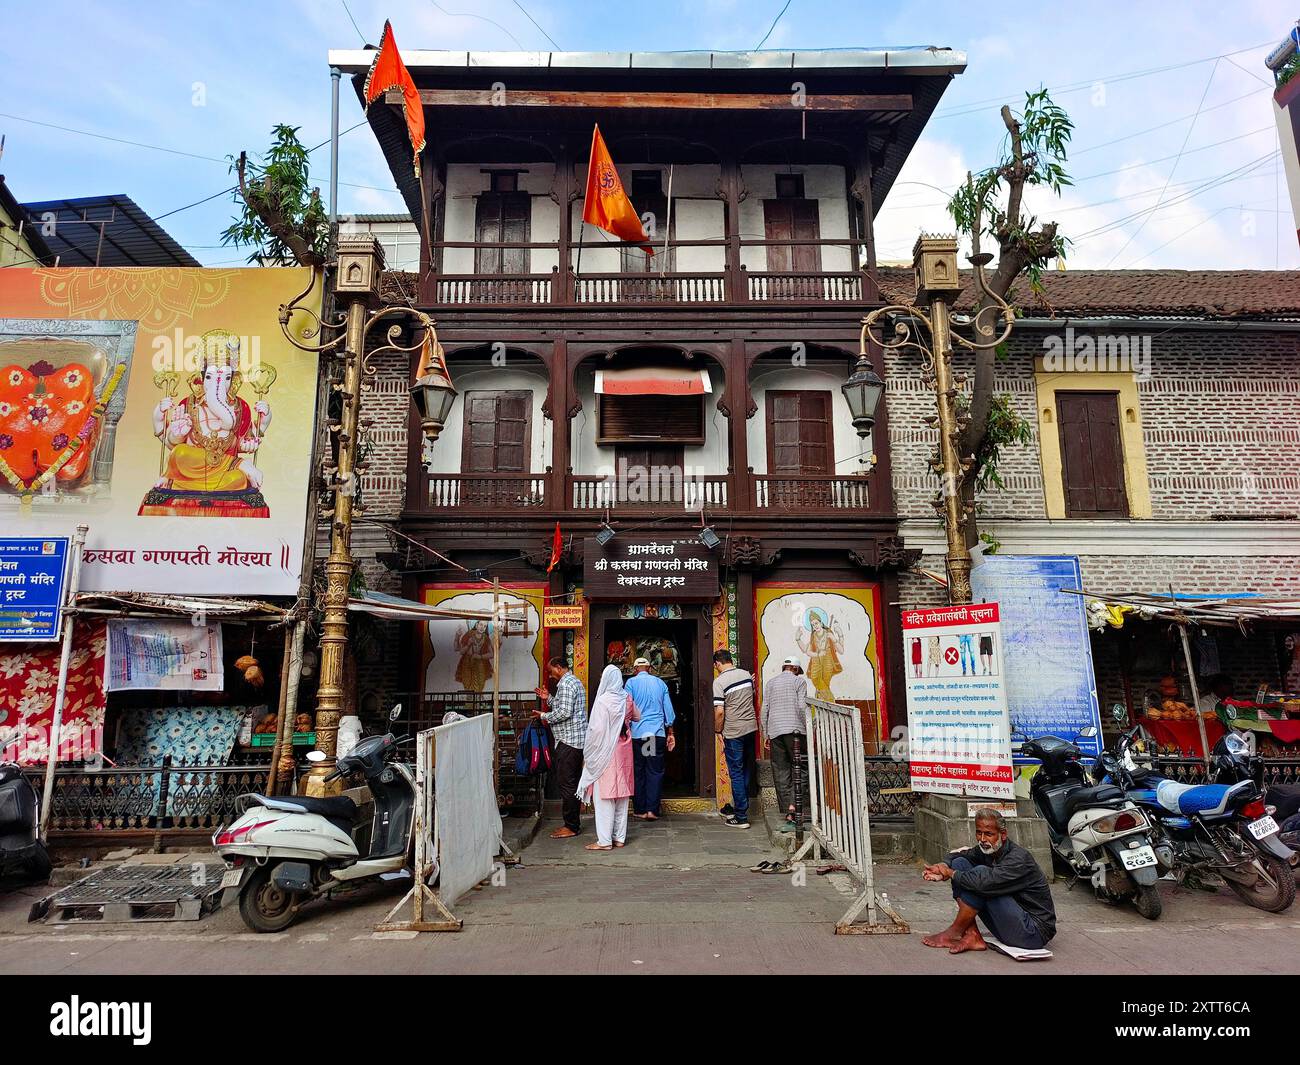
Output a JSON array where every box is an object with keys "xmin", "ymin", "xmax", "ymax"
[{"xmin": 921, "ymin": 808, "xmax": 1056, "ymax": 954}]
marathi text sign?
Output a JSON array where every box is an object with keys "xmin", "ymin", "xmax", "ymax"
[
  {"xmin": 584, "ymin": 537, "xmax": 719, "ymax": 600},
  {"xmin": 0, "ymin": 267, "xmax": 321, "ymax": 595},
  {"xmin": 0, "ymin": 537, "xmax": 68, "ymax": 641},
  {"xmin": 971, "ymin": 554, "xmax": 1102, "ymax": 761},
  {"xmin": 542, "ymin": 604, "xmax": 584, "ymax": 629},
  {"xmin": 902, "ymin": 602, "xmax": 1014, "ymax": 800}
]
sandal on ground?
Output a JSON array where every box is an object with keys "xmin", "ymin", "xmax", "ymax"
[
  {"xmin": 613, "ymin": 841, "xmax": 626, "ymax": 848},
  {"xmin": 585, "ymin": 842, "xmax": 614, "ymax": 851},
  {"xmin": 761, "ymin": 860, "xmax": 792, "ymax": 875},
  {"xmin": 750, "ymin": 860, "xmax": 776, "ymax": 872}
]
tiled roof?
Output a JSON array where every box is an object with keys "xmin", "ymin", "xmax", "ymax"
[{"xmin": 876, "ymin": 267, "xmax": 1300, "ymax": 321}]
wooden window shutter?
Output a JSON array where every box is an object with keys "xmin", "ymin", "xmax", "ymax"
[
  {"xmin": 767, "ymin": 390, "xmax": 831, "ymax": 475},
  {"xmin": 461, "ymin": 390, "xmax": 531, "ymax": 474},
  {"xmin": 597, "ymin": 394, "xmax": 704, "ymax": 445},
  {"xmin": 474, "ymin": 189, "xmax": 531, "ymax": 275},
  {"xmin": 1057, "ymin": 392, "xmax": 1128, "ymax": 518}
]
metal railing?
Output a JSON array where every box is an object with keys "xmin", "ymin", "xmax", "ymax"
[
  {"xmin": 23, "ymin": 759, "xmax": 271, "ymax": 834},
  {"xmin": 792, "ymin": 697, "xmax": 908, "ymax": 933}
]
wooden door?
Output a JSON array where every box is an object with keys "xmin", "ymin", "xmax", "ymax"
[
  {"xmin": 1056, "ymin": 391, "xmax": 1129, "ymax": 517},
  {"xmin": 763, "ymin": 198, "xmax": 822, "ymax": 293},
  {"xmin": 460, "ymin": 390, "xmax": 531, "ymax": 506},
  {"xmin": 766, "ymin": 390, "xmax": 832, "ymax": 507},
  {"xmin": 474, "ymin": 190, "xmax": 530, "ymax": 286}
]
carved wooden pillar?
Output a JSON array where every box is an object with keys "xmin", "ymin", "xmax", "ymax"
[
  {"xmin": 850, "ymin": 146, "xmax": 878, "ymax": 301},
  {"xmin": 721, "ymin": 143, "xmax": 747, "ymax": 302},
  {"xmin": 418, "ymin": 151, "xmax": 446, "ymax": 305},
  {"xmin": 552, "ymin": 139, "xmax": 575, "ymax": 304},
  {"xmin": 547, "ymin": 338, "xmax": 571, "ymax": 510},
  {"xmin": 723, "ymin": 339, "xmax": 752, "ymax": 511}
]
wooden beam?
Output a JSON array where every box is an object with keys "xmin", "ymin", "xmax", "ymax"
[{"xmin": 391, "ymin": 89, "xmax": 912, "ymax": 113}]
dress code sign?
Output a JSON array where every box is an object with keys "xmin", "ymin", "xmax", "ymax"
[
  {"xmin": 583, "ymin": 538, "xmax": 719, "ymax": 601},
  {"xmin": 902, "ymin": 602, "xmax": 1015, "ymax": 800}
]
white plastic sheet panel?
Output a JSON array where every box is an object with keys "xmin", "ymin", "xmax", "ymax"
[{"xmin": 433, "ymin": 713, "xmax": 501, "ymax": 906}]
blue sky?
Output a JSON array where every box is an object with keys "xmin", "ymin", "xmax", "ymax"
[{"xmin": 0, "ymin": 0, "xmax": 1294, "ymax": 269}]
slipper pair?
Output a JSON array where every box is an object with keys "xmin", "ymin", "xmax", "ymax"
[{"xmin": 749, "ymin": 859, "xmax": 792, "ymax": 874}]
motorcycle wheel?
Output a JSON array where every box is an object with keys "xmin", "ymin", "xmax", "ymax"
[
  {"xmin": 1133, "ymin": 882, "xmax": 1162, "ymax": 920},
  {"xmin": 239, "ymin": 865, "xmax": 300, "ymax": 933},
  {"xmin": 1225, "ymin": 852, "xmax": 1296, "ymax": 914}
]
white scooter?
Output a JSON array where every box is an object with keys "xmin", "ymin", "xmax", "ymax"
[{"xmin": 215, "ymin": 711, "xmax": 416, "ymax": 932}]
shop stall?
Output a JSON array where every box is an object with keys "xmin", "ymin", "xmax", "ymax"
[
  {"xmin": 3, "ymin": 592, "xmax": 300, "ymax": 846},
  {"xmin": 1080, "ymin": 590, "xmax": 1300, "ymax": 781}
]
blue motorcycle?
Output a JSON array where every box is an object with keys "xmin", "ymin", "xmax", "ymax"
[{"xmin": 1094, "ymin": 725, "xmax": 1295, "ymax": 913}]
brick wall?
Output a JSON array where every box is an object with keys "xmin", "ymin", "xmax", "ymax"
[{"xmin": 886, "ymin": 326, "xmax": 1300, "ymax": 522}]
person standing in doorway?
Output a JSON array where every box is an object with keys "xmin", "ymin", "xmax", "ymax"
[
  {"xmin": 534, "ymin": 656, "xmax": 587, "ymax": 839},
  {"xmin": 712, "ymin": 649, "xmax": 758, "ymax": 829},
  {"xmin": 763, "ymin": 656, "xmax": 810, "ymax": 832},
  {"xmin": 625, "ymin": 656, "xmax": 676, "ymax": 821}
]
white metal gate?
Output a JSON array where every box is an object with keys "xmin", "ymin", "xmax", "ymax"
[{"xmin": 791, "ymin": 697, "xmax": 909, "ymax": 934}]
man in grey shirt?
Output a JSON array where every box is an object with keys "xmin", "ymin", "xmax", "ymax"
[
  {"xmin": 763, "ymin": 656, "xmax": 809, "ymax": 832},
  {"xmin": 712, "ymin": 649, "xmax": 757, "ymax": 828}
]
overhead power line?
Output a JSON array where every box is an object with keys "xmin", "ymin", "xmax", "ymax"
[
  {"xmin": 755, "ymin": 0, "xmax": 794, "ymax": 50},
  {"xmin": 511, "ymin": 0, "xmax": 562, "ymax": 50}
]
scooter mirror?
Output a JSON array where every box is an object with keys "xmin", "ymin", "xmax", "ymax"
[
  {"xmin": 1111, "ymin": 703, "xmax": 1126, "ymax": 723},
  {"xmin": 389, "ymin": 702, "xmax": 403, "ymax": 722},
  {"xmin": 305, "ymin": 750, "xmax": 328, "ymax": 764},
  {"xmin": 1078, "ymin": 726, "xmax": 1098, "ymax": 738}
]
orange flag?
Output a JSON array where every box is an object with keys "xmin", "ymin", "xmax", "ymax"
[
  {"xmin": 363, "ymin": 21, "xmax": 426, "ymax": 178},
  {"xmin": 546, "ymin": 522, "xmax": 563, "ymax": 573},
  {"xmin": 582, "ymin": 125, "xmax": 653, "ymax": 255}
]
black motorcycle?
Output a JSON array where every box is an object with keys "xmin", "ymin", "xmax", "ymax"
[
  {"xmin": 1208, "ymin": 730, "xmax": 1300, "ymax": 861},
  {"xmin": 1095, "ymin": 727, "xmax": 1295, "ymax": 913},
  {"xmin": 0, "ymin": 762, "xmax": 51, "ymax": 886}
]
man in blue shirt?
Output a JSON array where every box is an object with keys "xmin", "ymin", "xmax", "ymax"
[{"xmin": 625, "ymin": 657, "xmax": 676, "ymax": 821}]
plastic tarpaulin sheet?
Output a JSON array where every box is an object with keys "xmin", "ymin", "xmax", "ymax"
[{"xmin": 433, "ymin": 713, "xmax": 501, "ymax": 906}]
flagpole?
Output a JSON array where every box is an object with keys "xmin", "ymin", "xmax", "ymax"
[
  {"xmin": 662, "ymin": 164, "xmax": 674, "ymax": 274},
  {"xmin": 575, "ymin": 220, "xmax": 585, "ymax": 298}
]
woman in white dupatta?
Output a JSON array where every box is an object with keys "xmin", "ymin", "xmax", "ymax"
[{"xmin": 578, "ymin": 664, "xmax": 640, "ymax": 851}]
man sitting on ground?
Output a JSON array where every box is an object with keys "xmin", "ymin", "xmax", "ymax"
[{"xmin": 921, "ymin": 808, "xmax": 1057, "ymax": 954}]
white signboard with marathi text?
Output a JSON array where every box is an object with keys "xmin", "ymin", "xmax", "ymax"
[{"xmin": 903, "ymin": 603, "xmax": 1014, "ymax": 800}]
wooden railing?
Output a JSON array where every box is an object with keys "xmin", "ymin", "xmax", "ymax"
[
  {"xmin": 747, "ymin": 271, "xmax": 864, "ymax": 302},
  {"xmin": 568, "ymin": 474, "xmax": 729, "ymax": 510},
  {"xmin": 426, "ymin": 473, "xmax": 547, "ymax": 510},
  {"xmin": 575, "ymin": 273, "xmax": 727, "ymax": 304},
  {"xmin": 432, "ymin": 274, "xmax": 554, "ymax": 304},
  {"xmin": 755, "ymin": 474, "xmax": 870, "ymax": 510}
]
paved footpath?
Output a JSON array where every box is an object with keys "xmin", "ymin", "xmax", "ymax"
[{"xmin": 2, "ymin": 814, "xmax": 1298, "ymax": 975}]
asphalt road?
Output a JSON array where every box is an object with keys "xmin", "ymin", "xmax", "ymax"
[{"xmin": 3, "ymin": 815, "xmax": 1298, "ymax": 975}]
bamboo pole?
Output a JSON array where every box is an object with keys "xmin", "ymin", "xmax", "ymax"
[
  {"xmin": 491, "ymin": 578, "xmax": 502, "ymax": 802},
  {"xmin": 40, "ymin": 524, "xmax": 88, "ymax": 840}
]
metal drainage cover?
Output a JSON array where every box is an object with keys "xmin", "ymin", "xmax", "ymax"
[{"xmin": 30, "ymin": 862, "xmax": 229, "ymax": 924}]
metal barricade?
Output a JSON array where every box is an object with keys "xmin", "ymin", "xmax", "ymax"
[{"xmin": 791, "ymin": 697, "xmax": 909, "ymax": 935}]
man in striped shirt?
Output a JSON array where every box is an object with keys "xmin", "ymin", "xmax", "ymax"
[
  {"xmin": 712, "ymin": 649, "xmax": 757, "ymax": 828},
  {"xmin": 763, "ymin": 657, "xmax": 810, "ymax": 831},
  {"xmin": 535, "ymin": 657, "xmax": 587, "ymax": 839}
]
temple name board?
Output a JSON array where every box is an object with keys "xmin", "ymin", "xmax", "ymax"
[{"xmin": 583, "ymin": 537, "xmax": 719, "ymax": 601}]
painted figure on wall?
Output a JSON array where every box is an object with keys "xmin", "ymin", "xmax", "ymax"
[
  {"xmin": 454, "ymin": 619, "xmax": 493, "ymax": 693},
  {"xmin": 797, "ymin": 607, "xmax": 844, "ymax": 700},
  {"xmin": 139, "ymin": 331, "xmax": 276, "ymax": 517}
]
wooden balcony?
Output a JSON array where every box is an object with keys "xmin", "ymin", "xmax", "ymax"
[
  {"xmin": 417, "ymin": 238, "xmax": 879, "ymax": 307},
  {"xmin": 426, "ymin": 474, "xmax": 548, "ymax": 511},
  {"xmin": 755, "ymin": 475, "xmax": 871, "ymax": 510},
  {"xmin": 568, "ymin": 474, "xmax": 729, "ymax": 510},
  {"xmin": 412, "ymin": 471, "xmax": 878, "ymax": 515}
]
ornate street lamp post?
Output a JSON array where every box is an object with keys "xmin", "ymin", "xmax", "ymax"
[
  {"xmin": 858, "ymin": 235, "xmax": 1014, "ymax": 605},
  {"xmin": 279, "ymin": 236, "xmax": 454, "ymax": 796}
]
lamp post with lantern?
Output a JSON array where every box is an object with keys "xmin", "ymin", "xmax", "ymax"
[
  {"xmin": 278, "ymin": 235, "xmax": 456, "ymax": 796},
  {"xmin": 855, "ymin": 235, "xmax": 1014, "ymax": 605}
]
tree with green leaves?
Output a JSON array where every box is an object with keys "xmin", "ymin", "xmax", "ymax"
[
  {"xmin": 946, "ymin": 89, "xmax": 1073, "ymax": 544},
  {"xmin": 222, "ymin": 124, "xmax": 328, "ymax": 267}
]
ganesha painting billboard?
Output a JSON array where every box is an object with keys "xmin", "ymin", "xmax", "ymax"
[{"xmin": 0, "ymin": 267, "xmax": 321, "ymax": 595}]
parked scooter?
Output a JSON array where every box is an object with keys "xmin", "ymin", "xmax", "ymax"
[
  {"xmin": 1020, "ymin": 727, "xmax": 1164, "ymax": 919},
  {"xmin": 0, "ymin": 761, "xmax": 51, "ymax": 886},
  {"xmin": 1094, "ymin": 723, "xmax": 1295, "ymax": 913},
  {"xmin": 214, "ymin": 707, "xmax": 416, "ymax": 932}
]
